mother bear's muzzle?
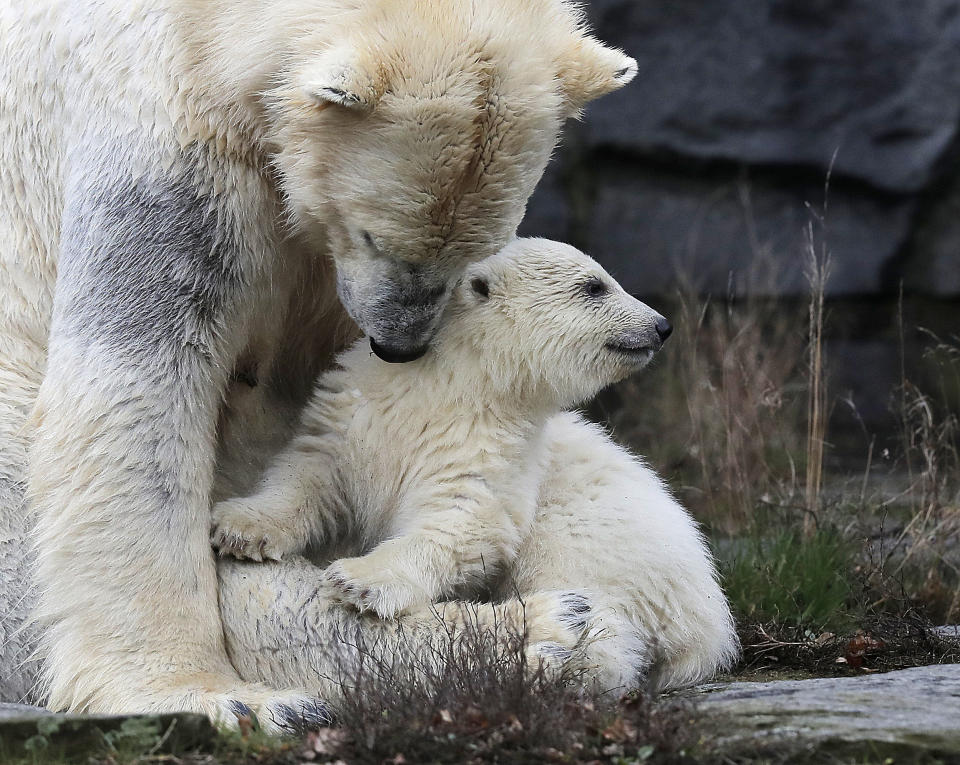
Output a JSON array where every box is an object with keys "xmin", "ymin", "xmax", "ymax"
[{"xmin": 367, "ymin": 281, "xmax": 450, "ymax": 362}]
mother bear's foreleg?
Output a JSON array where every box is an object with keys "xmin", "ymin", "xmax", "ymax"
[{"xmin": 29, "ymin": 142, "xmax": 325, "ymax": 728}]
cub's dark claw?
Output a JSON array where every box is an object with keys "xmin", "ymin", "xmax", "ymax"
[{"xmin": 535, "ymin": 642, "xmax": 573, "ymax": 663}]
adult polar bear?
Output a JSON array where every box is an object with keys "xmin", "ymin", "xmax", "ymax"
[{"xmin": 0, "ymin": 0, "xmax": 730, "ymax": 723}]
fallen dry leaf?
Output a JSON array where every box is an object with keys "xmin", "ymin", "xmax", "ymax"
[
  {"xmin": 844, "ymin": 632, "xmax": 885, "ymax": 668},
  {"xmin": 505, "ymin": 714, "xmax": 524, "ymax": 733}
]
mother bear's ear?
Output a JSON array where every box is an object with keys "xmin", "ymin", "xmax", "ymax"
[
  {"xmin": 301, "ymin": 47, "xmax": 383, "ymax": 111},
  {"xmin": 557, "ymin": 35, "xmax": 637, "ymax": 117}
]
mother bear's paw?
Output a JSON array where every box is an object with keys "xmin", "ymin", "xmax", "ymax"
[{"xmin": 210, "ymin": 688, "xmax": 333, "ymax": 734}]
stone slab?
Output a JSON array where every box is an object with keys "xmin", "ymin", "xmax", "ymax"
[{"xmin": 695, "ymin": 664, "xmax": 960, "ymax": 758}]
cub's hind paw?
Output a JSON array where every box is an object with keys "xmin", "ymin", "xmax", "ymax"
[
  {"xmin": 520, "ymin": 590, "xmax": 593, "ymax": 650},
  {"xmin": 504, "ymin": 591, "xmax": 593, "ymax": 675}
]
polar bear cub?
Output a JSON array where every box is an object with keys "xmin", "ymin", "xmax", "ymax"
[{"xmin": 211, "ymin": 238, "xmax": 671, "ymax": 618}]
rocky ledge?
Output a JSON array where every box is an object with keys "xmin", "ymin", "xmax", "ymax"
[
  {"xmin": 2, "ymin": 664, "xmax": 958, "ymax": 761},
  {"xmin": 695, "ymin": 664, "xmax": 960, "ymax": 760}
]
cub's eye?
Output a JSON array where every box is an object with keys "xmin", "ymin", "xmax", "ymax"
[
  {"xmin": 361, "ymin": 231, "xmax": 375, "ymax": 248},
  {"xmin": 582, "ymin": 278, "xmax": 608, "ymax": 298}
]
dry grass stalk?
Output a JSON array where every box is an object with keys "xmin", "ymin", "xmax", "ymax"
[{"xmin": 802, "ymin": 217, "xmax": 830, "ymax": 537}]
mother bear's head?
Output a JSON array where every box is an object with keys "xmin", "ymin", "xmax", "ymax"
[{"xmin": 265, "ymin": 0, "xmax": 635, "ymax": 362}]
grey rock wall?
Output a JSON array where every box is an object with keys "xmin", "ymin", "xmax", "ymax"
[{"xmin": 521, "ymin": 0, "xmax": 960, "ymax": 298}]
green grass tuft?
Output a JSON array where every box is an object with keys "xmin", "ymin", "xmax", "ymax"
[{"xmin": 721, "ymin": 528, "xmax": 858, "ymax": 633}]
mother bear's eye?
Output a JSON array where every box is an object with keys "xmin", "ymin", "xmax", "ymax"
[
  {"xmin": 361, "ymin": 230, "xmax": 377, "ymax": 251},
  {"xmin": 582, "ymin": 278, "xmax": 608, "ymax": 298}
]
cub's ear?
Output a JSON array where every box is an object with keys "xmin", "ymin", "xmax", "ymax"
[
  {"xmin": 470, "ymin": 276, "xmax": 491, "ymax": 300},
  {"xmin": 458, "ymin": 266, "xmax": 492, "ymax": 303},
  {"xmin": 301, "ymin": 49, "xmax": 382, "ymax": 111},
  {"xmin": 558, "ymin": 36, "xmax": 637, "ymax": 117}
]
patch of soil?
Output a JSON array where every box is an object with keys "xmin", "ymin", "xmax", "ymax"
[{"xmin": 735, "ymin": 615, "xmax": 960, "ymax": 679}]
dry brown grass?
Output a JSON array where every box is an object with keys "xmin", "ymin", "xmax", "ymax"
[
  {"xmin": 602, "ymin": 289, "xmax": 808, "ymax": 534},
  {"xmin": 315, "ymin": 613, "xmax": 689, "ymax": 764},
  {"xmin": 802, "ymin": 217, "xmax": 830, "ymax": 538},
  {"xmin": 871, "ymin": 326, "xmax": 960, "ymax": 622},
  {"xmin": 598, "ymin": 206, "xmax": 960, "ymax": 625}
]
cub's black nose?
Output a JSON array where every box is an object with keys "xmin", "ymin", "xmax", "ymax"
[{"xmin": 656, "ymin": 317, "xmax": 673, "ymax": 343}]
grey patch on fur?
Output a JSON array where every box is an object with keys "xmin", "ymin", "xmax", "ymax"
[
  {"xmin": 55, "ymin": 140, "xmax": 245, "ymax": 359},
  {"xmin": 38, "ymin": 138, "xmax": 257, "ymax": 598}
]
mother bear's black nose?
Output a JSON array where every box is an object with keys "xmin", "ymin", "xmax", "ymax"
[{"xmin": 655, "ymin": 317, "xmax": 673, "ymax": 343}]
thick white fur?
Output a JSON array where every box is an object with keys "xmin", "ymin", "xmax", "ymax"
[
  {"xmin": 509, "ymin": 413, "xmax": 739, "ymax": 692},
  {"xmin": 211, "ymin": 239, "xmax": 666, "ymax": 617},
  {"xmin": 216, "ymin": 410, "xmax": 739, "ymax": 696},
  {"xmin": 0, "ymin": 0, "xmax": 638, "ymax": 720},
  {"xmin": 213, "ymin": 239, "xmax": 738, "ymax": 692}
]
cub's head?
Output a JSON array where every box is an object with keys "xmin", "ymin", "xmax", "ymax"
[
  {"xmin": 267, "ymin": 0, "xmax": 636, "ymax": 362},
  {"xmin": 440, "ymin": 238, "xmax": 672, "ymax": 406}
]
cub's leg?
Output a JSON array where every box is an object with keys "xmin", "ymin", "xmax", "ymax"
[
  {"xmin": 325, "ymin": 482, "xmax": 522, "ymax": 618},
  {"xmin": 211, "ymin": 452, "xmax": 339, "ymax": 563},
  {"xmin": 219, "ymin": 416, "xmax": 736, "ymax": 698},
  {"xmin": 211, "ymin": 394, "xmax": 349, "ymax": 563},
  {"xmin": 30, "ymin": 142, "xmax": 325, "ymax": 729}
]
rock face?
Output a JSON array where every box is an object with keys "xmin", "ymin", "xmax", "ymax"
[
  {"xmin": 696, "ymin": 665, "xmax": 960, "ymax": 759},
  {"xmin": 520, "ymin": 0, "xmax": 960, "ymax": 299},
  {"xmin": 587, "ymin": 0, "xmax": 960, "ymax": 195}
]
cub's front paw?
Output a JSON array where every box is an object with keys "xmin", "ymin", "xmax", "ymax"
[
  {"xmin": 211, "ymin": 500, "xmax": 289, "ymax": 562},
  {"xmin": 323, "ymin": 557, "xmax": 429, "ymax": 619}
]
